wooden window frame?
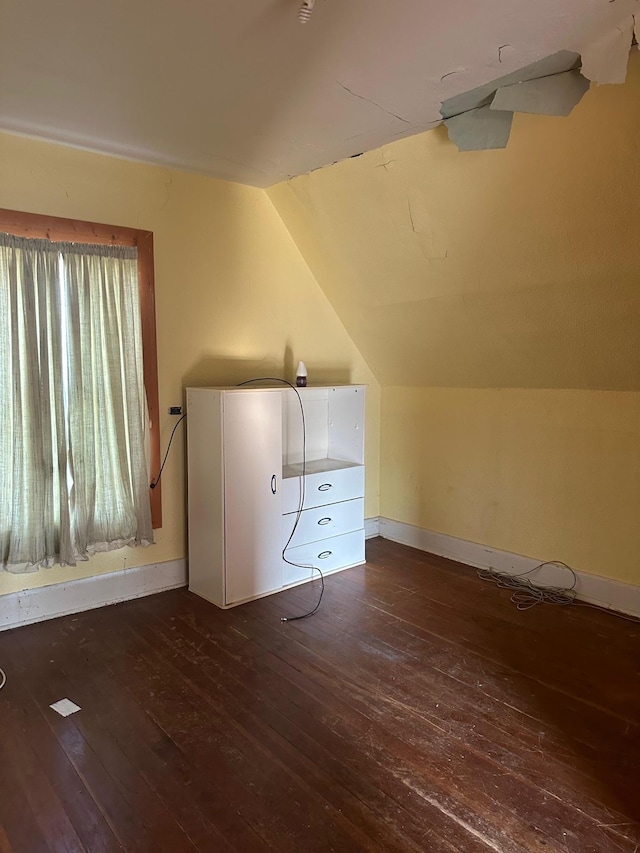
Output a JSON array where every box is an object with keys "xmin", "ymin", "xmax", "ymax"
[{"xmin": 0, "ymin": 208, "xmax": 162, "ymax": 528}]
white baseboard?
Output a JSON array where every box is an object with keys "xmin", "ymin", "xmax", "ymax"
[
  {"xmin": 5, "ymin": 520, "xmax": 635, "ymax": 630},
  {"xmin": 365, "ymin": 517, "xmax": 380, "ymax": 539},
  {"xmin": 377, "ymin": 518, "xmax": 640, "ymax": 619},
  {"xmin": 0, "ymin": 558, "xmax": 187, "ymax": 632}
]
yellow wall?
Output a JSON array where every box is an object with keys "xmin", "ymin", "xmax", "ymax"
[
  {"xmin": 381, "ymin": 387, "xmax": 640, "ymax": 585},
  {"xmin": 268, "ymin": 54, "xmax": 640, "ymax": 392},
  {"xmin": 268, "ymin": 55, "xmax": 640, "ymax": 587},
  {"xmin": 0, "ymin": 131, "xmax": 380, "ymax": 595},
  {"xmin": 3, "ymin": 52, "xmax": 640, "ymax": 596}
]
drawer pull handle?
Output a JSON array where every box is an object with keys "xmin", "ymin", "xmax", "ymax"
[
  {"xmin": 318, "ymin": 517, "xmax": 332, "ymax": 526},
  {"xmin": 270, "ymin": 474, "xmax": 277, "ymax": 495},
  {"xmin": 318, "ymin": 483, "xmax": 333, "ymax": 492},
  {"xmin": 318, "ymin": 550, "xmax": 332, "ymax": 559}
]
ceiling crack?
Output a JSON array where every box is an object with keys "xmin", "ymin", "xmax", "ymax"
[
  {"xmin": 407, "ymin": 200, "xmax": 417, "ymax": 233},
  {"xmin": 441, "ymin": 68, "xmax": 467, "ymax": 82},
  {"xmin": 337, "ymin": 81, "xmax": 411, "ymax": 124}
]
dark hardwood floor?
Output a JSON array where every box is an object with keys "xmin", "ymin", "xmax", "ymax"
[{"xmin": 0, "ymin": 537, "xmax": 638, "ymax": 853}]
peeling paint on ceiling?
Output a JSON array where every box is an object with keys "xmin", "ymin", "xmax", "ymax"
[
  {"xmin": 0, "ymin": 0, "xmax": 639, "ymax": 186},
  {"xmin": 440, "ymin": 12, "xmax": 639, "ymax": 153},
  {"xmin": 268, "ymin": 54, "xmax": 640, "ymax": 391},
  {"xmin": 441, "ymin": 51, "xmax": 588, "ymax": 151}
]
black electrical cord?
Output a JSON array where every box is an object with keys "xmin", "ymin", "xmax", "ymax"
[
  {"xmin": 150, "ymin": 414, "xmax": 186, "ymax": 489},
  {"xmin": 236, "ymin": 377, "xmax": 324, "ymax": 621}
]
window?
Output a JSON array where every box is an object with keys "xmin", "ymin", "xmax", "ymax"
[{"xmin": 0, "ymin": 209, "xmax": 161, "ymax": 572}]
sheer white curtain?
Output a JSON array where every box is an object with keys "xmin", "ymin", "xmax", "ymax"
[{"xmin": 0, "ymin": 233, "xmax": 153, "ymax": 573}]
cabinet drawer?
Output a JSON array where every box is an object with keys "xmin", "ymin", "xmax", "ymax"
[
  {"xmin": 283, "ymin": 498, "xmax": 364, "ymax": 548},
  {"xmin": 283, "ymin": 529, "xmax": 365, "ymax": 586},
  {"xmin": 282, "ymin": 465, "xmax": 364, "ymax": 513}
]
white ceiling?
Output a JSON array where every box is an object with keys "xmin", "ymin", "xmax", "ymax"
[{"xmin": 0, "ymin": 0, "xmax": 636, "ymax": 187}]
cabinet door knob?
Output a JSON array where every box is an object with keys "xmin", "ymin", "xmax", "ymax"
[
  {"xmin": 318, "ymin": 483, "xmax": 332, "ymax": 492},
  {"xmin": 318, "ymin": 550, "xmax": 332, "ymax": 559},
  {"xmin": 318, "ymin": 517, "xmax": 331, "ymax": 526},
  {"xmin": 271, "ymin": 474, "xmax": 277, "ymax": 494}
]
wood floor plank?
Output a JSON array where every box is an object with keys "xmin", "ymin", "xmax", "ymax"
[
  {"xmin": 291, "ymin": 563, "xmax": 639, "ymax": 755},
  {"xmin": 0, "ymin": 689, "xmax": 89, "ymax": 853},
  {"xmin": 110, "ymin": 627, "xmax": 392, "ymax": 853},
  {"xmin": 332, "ymin": 566, "xmax": 640, "ymax": 721},
  {"xmin": 12, "ymin": 616, "xmax": 266, "ymax": 853},
  {"xmin": 132, "ymin": 597, "xmax": 467, "ymax": 853},
  {"xmin": 0, "ymin": 824, "xmax": 13, "ymax": 853},
  {"xmin": 166, "ymin": 592, "xmax": 568, "ymax": 849},
  {"xmin": 0, "ymin": 537, "xmax": 637, "ymax": 853},
  {"xmin": 37, "ymin": 601, "xmax": 365, "ymax": 853},
  {"xmin": 272, "ymin": 564, "xmax": 638, "ymax": 840},
  {"xmin": 0, "ymin": 729, "xmax": 59, "ymax": 853},
  {"xmin": 0, "ymin": 631, "xmax": 122, "ymax": 853},
  {"xmin": 220, "ymin": 586, "xmax": 638, "ymax": 830},
  {"xmin": 282, "ymin": 568, "xmax": 638, "ymax": 767},
  {"xmin": 9, "ymin": 625, "xmax": 201, "ymax": 853},
  {"xmin": 233, "ymin": 596, "xmax": 637, "ymax": 852},
  {"xmin": 165, "ymin": 595, "xmax": 541, "ymax": 853}
]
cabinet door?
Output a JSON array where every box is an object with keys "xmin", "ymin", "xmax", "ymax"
[{"xmin": 223, "ymin": 391, "xmax": 283, "ymax": 604}]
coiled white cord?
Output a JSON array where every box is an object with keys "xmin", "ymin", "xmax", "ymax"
[
  {"xmin": 478, "ymin": 562, "xmax": 640, "ymax": 623},
  {"xmin": 477, "ymin": 561, "xmax": 577, "ymax": 610}
]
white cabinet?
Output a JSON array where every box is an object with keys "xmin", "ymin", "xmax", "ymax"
[
  {"xmin": 186, "ymin": 384, "xmax": 365, "ymax": 608},
  {"xmin": 222, "ymin": 391, "xmax": 283, "ymax": 604}
]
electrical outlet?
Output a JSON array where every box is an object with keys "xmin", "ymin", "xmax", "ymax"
[{"xmin": 169, "ymin": 406, "xmax": 183, "ymax": 415}]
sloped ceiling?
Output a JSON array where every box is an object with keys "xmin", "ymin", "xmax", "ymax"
[
  {"xmin": 268, "ymin": 54, "xmax": 640, "ymax": 391},
  {"xmin": 0, "ymin": 0, "xmax": 638, "ymax": 186}
]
